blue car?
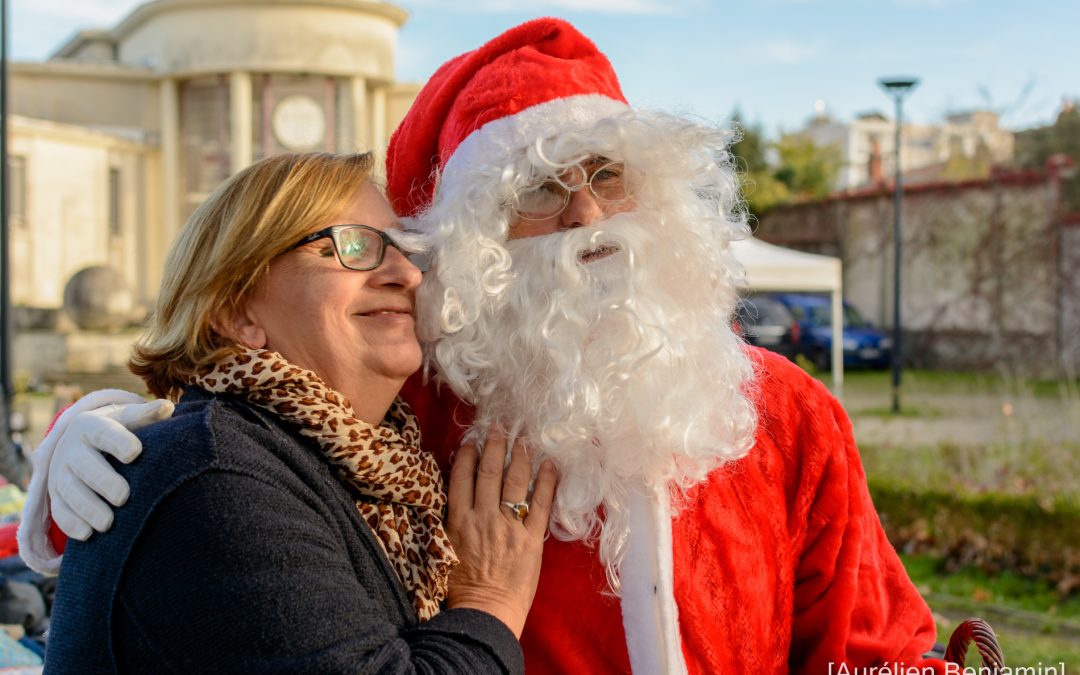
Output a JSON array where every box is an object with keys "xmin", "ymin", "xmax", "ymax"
[{"xmin": 770, "ymin": 294, "xmax": 892, "ymax": 370}]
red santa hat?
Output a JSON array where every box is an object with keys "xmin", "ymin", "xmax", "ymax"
[{"xmin": 386, "ymin": 17, "xmax": 630, "ymax": 217}]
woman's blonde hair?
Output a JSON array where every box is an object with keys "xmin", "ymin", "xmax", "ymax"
[{"xmin": 130, "ymin": 151, "xmax": 376, "ymax": 399}]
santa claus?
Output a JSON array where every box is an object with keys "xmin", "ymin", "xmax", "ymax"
[
  {"xmin": 388, "ymin": 19, "xmax": 945, "ymax": 673},
  {"xmin": 21, "ymin": 18, "xmax": 947, "ymax": 674}
]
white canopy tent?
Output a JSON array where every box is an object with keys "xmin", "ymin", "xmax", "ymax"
[{"xmin": 730, "ymin": 237, "xmax": 844, "ymax": 391}]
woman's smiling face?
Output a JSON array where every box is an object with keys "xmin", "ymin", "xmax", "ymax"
[{"xmin": 234, "ymin": 181, "xmax": 423, "ymax": 414}]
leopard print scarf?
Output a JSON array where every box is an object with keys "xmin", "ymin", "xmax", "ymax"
[{"xmin": 189, "ymin": 347, "xmax": 457, "ymax": 621}]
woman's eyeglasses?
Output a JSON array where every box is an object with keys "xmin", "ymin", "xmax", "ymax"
[{"xmin": 288, "ymin": 224, "xmax": 406, "ymax": 271}]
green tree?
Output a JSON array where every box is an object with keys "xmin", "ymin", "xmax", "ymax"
[
  {"xmin": 772, "ymin": 134, "xmax": 841, "ymax": 199},
  {"xmin": 729, "ymin": 110, "xmax": 769, "ymax": 173},
  {"xmin": 730, "ymin": 111, "xmax": 791, "ymax": 217},
  {"xmin": 728, "ymin": 110, "xmax": 841, "ymax": 218},
  {"xmin": 941, "ymin": 137, "xmax": 994, "ymax": 182},
  {"xmin": 1015, "ymin": 104, "xmax": 1080, "ymax": 211},
  {"xmin": 1015, "ymin": 105, "xmax": 1080, "ymax": 166}
]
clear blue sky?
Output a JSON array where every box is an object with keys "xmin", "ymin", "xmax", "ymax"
[{"xmin": 11, "ymin": 0, "xmax": 1079, "ymax": 135}]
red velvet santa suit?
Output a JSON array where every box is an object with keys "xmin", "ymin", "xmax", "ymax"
[{"xmin": 405, "ymin": 347, "xmax": 946, "ymax": 674}]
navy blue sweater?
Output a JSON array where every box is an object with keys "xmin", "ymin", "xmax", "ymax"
[{"xmin": 45, "ymin": 388, "xmax": 523, "ymax": 674}]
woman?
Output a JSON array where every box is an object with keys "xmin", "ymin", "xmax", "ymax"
[{"xmin": 41, "ymin": 151, "xmax": 556, "ymax": 673}]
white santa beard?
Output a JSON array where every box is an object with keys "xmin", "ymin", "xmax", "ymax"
[{"xmin": 425, "ymin": 211, "xmax": 758, "ymax": 592}]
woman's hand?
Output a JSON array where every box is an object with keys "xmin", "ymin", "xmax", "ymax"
[{"xmin": 444, "ymin": 432, "xmax": 557, "ymax": 638}]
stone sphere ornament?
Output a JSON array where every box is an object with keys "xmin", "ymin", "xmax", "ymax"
[{"xmin": 62, "ymin": 266, "xmax": 134, "ymax": 331}]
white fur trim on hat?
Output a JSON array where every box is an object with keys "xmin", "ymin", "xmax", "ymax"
[{"xmin": 439, "ymin": 94, "xmax": 631, "ymax": 195}]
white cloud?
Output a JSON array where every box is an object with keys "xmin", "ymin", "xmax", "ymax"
[
  {"xmin": 11, "ymin": 0, "xmax": 145, "ymax": 58},
  {"xmin": 15, "ymin": 0, "xmax": 144, "ymax": 25},
  {"xmin": 12, "ymin": 0, "xmax": 145, "ymax": 60},
  {"xmin": 546, "ymin": 0, "xmax": 701, "ymax": 11},
  {"xmin": 764, "ymin": 39, "xmax": 824, "ymax": 65},
  {"xmin": 891, "ymin": 0, "xmax": 971, "ymax": 8},
  {"xmin": 402, "ymin": 0, "xmax": 706, "ymax": 14},
  {"xmin": 960, "ymin": 41, "xmax": 1000, "ymax": 59}
]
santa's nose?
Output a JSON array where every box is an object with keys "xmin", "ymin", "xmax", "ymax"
[{"xmin": 559, "ymin": 188, "xmax": 605, "ymax": 230}]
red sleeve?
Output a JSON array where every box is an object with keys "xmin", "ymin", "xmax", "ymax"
[
  {"xmin": 42, "ymin": 404, "xmax": 73, "ymax": 556},
  {"xmin": 400, "ymin": 372, "xmax": 475, "ymax": 476},
  {"xmin": 49, "ymin": 520, "xmax": 68, "ymax": 555},
  {"xmin": 774, "ymin": 358, "xmax": 946, "ymax": 673},
  {"xmin": 0, "ymin": 523, "xmax": 20, "ymax": 558}
]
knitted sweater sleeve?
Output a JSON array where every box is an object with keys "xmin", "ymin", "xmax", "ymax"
[
  {"xmin": 113, "ymin": 468, "xmax": 522, "ymax": 674},
  {"xmin": 777, "ymin": 365, "xmax": 946, "ymax": 673}
]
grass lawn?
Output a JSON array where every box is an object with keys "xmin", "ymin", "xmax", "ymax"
[
  {"xmin": 905, "ymin": 553, "xmax": 1080, "ymax": 669},
  {"xmin": 822, "ymin": 368, "xmax": 1080, "ymax": 400},
  {"xmin": 943, "ymin": 627, "xmax": 1080, "ymax": 671},
  {"xmin": 830, "ymin": 367, "xmax": 1080, "ymax": 668},
  {"xmin": 859, "ymin": 439, "xmax": 1080, "ymax": 499},
  {"xmin": 903, "ymin": 554, "xmax": 1080, "ymax": 620}
]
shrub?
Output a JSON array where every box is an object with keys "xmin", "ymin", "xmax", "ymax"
[{"xmin": 870, "ymin": 477, "xmax": 1080, "ymax": 597}]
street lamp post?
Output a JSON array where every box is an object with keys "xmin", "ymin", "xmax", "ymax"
[
  {"xmin": 0, "ymin": 0, "xmax": 16, "ymax": 481},
  {"xmin": 878, "ymin": 76, "xmax": 918, "ymax": 414}
]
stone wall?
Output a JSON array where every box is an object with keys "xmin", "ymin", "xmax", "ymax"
[{"xmin": 756, "ymin": 165, "xmax": 1077, "ymax": 375}]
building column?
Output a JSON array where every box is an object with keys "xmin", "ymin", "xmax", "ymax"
[
  {"xmin": 370, "ymin": 85, "xmax": 387, "ymax": 154},
  {"xmin": 370, "ymin": 85, "xmax": 387, "ymax": 178},
  {"xmin": 348, "ymin": 76, "xmax": 369, "ymax": 151},
  {"xmin": 160, "ymin": 77, "xmax": 180, "ymax": 246},
  {"xmin": 230, "ymin": 71, "xmax": 253, "ymax": 172}
]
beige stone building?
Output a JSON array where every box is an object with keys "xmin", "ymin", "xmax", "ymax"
[
  {"xmin": 9, "ymin": 0, "xmax": 418, "ymax": 328},
  {"xmin": 800, "ymin": 109, "xmax": 1015, "ymax": 191}
]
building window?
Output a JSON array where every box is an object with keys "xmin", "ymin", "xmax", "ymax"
[
  {"xmin": 180, "ymin": 76, "xmax": 231, "ymax": 219},
  {"xmin": 9, "ymin": 155, "xmax": 26, "ymax": 227},
  {"xmin": 108, "ymin": 167, "xmax": 122, "ymax": 236},
  {"xmin": 252, "ymin": 74, "xmax": 341, "ymax": 162}
]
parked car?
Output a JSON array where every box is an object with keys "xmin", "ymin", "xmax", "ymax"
[
  {"xmin": 734, "ymin": 295, "xmax": 800, "ymax": 361},
  {"xmin": 770, "ymin": 293, "xmax": 892, "ymax": 370}
]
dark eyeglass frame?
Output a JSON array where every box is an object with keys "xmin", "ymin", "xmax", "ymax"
[{"xmin": 287, "ymin": 224, "xmax": 404, "ymax": 271}]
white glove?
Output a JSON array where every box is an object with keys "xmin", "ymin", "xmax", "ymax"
[
  {"xmin": 49, "ymin": 397, "xmax": 175, "ymax": 541},
  {"xmin": 17, "ymin": 390, "xmax": 174, "ymax": 574}
]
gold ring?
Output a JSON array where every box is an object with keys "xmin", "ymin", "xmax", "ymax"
[{"xmin": 500, "ymin": 500, "xmax": 529, "ymax": 521}]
